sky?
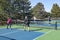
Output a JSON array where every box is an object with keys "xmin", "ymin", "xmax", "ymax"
[{"xmin": 29, "ymin": 0, "xmax": 60, "ymax": 12}]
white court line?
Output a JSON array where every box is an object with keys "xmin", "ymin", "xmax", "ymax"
[
  {"xmin": 0, "ymin": 28, "xmax": 24, "ymax": 36},
  {"xmin": 0, "ymin": 30, "xmax": 19, "ymax": 36},
  {"xmin": 33, "ymin": 30, "xmax": 54, "ymax": 40}
]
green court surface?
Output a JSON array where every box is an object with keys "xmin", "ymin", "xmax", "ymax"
[{"xmin": 0, "ymin": 24, "xmax": 60, "ymax": 40}]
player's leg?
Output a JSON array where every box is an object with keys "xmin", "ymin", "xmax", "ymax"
[
  {"xmin": 24, "ymin": 23, "xmax": 27, "ymax": 31},
  {"xmin": 10, "ymin": 23, "xmax": 11, "ymax": 29},
  {"xmin": 27, "ymin": 23, "xmax": 30, "ymax": 31},
  {"xmin": 7, "ymin": 24, "xmax": 9, "ymax": 29}
]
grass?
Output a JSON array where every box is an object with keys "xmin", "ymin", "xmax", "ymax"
[
  {"xmin": 36, "ymin": 30, "xmax": 60, "ymax": 40},
  {"xmin": 0, "ymin": 24, "xmax": 60, "ymax": 40}
]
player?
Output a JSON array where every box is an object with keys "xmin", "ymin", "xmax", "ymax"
[
  {"xmin": 7, "ymin": 17, "xmax": 12, "ymax": 29},
  {"xmin": 24, "ymin": 16, "xmax": 30, "ymax": 31}
]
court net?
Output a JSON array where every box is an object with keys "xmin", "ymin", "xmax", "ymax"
[{"xmin": 16, "ymin": 20, "xmax": 60, "ymax": 30}]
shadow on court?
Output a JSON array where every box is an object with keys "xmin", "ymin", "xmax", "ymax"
[{"xmin": 31, "ymin": 28, "xmax": 43, "ymax": 31}]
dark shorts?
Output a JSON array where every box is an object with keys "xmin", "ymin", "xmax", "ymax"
[
  {"xmin": 49, "ymin": 19, "xmax": 51, "ymax": 21},
  {"xmin": 24, "ymin": 22, "xmax": 30, "ymax": 27}
]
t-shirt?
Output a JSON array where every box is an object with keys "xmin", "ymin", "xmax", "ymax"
[
  {"xmin": 7, "ymin": 18, "xmax": 12, "ymax": 24},
  {"xmin": 24, "ymin": 18, "xmax": 28, "ymax": 24}
]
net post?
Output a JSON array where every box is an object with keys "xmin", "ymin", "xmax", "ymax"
[{"xmin": 55, "ymin": 21, "xmax": 57, "ymax": 30}]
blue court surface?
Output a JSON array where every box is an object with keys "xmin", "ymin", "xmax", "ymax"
[{"xmin": 0, "ymin": 28, "xmax": 44, "ymax": 40}]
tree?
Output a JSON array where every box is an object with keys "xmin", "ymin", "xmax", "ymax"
[
  {"xmin": 0, "ymin": 0, "xmax": 31, "ymax": 19},
  {"xmin": 13, "ymin": 0, "xmax": 31, "ymax": 19},
  {"xmin": 0, "ymin": 1, "xmax": 8, "ymax": 21},
  {"xmin": 0, "ymin": 0, "xmax": 12, "ymax": 17},
  {"xmin": 18, "ymin": 0, "xmax": 31, "ymax": 19},
  {"xmin": 51, "ymin": 3, "xmax": 60, "ymax": 17},
  {"xmin": 31, "ymin": 2, "xmax": 47, "ymax": 19}
]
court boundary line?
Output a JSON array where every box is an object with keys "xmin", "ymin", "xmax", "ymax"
[
  {"xmin": 33, "ymin": 30, "xmax": 54, "ymax": 40},
  {"xmin": 0, "ymin": 30, "xmax": 20, "ymax": 36}
]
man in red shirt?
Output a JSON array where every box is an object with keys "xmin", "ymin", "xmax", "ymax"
[{"xmin": 7, "ymin": 17, "xmax": 12, "ymax": 29}]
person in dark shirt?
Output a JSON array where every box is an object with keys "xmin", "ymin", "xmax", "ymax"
[
  {"xmin": 48, "ymin": 16, "xmax": 51, "ymax": 24},
  {"xmin": 24, "ymin": 16, "xmax": 30, "ymax": 31},
  {"xmin": 55, "ymin": 21, "xmax": 57, "ymax": 30}
]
